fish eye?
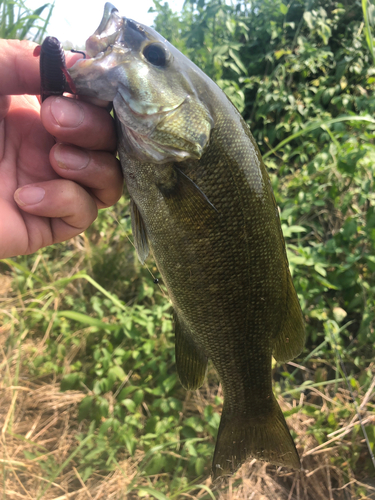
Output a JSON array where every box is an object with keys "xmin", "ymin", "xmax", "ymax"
[{"xmin": 143, "ymin": 43, "xmax": 167, "ymax": 67}]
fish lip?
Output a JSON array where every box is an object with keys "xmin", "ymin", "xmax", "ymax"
[
  {"xmin": 95, "ymin": 2, "xmax": 118, "ymax": 35},
  {"xmin": 85, "ymin": 3, "xmax": 124, "ymax": 58}
]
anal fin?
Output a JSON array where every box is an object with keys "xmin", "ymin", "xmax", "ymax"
[
  {"xmin": 174, "ymin": 312, "xmax": 208, "ymax": 390},
  {"xmin": 273, "ymin": 269, "xmax": 305, "ymax": 362},
  {"xmin": 130, "ymin": 199, "xmax": 149, "ymax": 264}
]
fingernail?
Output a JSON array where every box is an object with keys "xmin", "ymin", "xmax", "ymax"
[
  {"xmin": 15, "ymin": 186, "xmax": 45, "ymax": 206},
  {"xmin": 50, "ymin": 97, "xmax": 84, "ymax": 128},
  {"xmin": 54, "ymin": 144, "xmax": 90, "ymax": 170}
]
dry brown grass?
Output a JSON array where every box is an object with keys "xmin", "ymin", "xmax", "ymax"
[{"xmin": 1, "ymin": 269, "xmax": 374, "ymax": 500}]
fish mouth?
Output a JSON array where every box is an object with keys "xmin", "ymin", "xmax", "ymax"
[
  {"xmin": 85, "ymin": 3, "xmax": 148, "ymax": 58},
  {"xmin": 66, "ymin": 3, "xmax": 125, "ymax": 97}
]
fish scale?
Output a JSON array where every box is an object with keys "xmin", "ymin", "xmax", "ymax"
[{"xmin": 67, "ymin": 2, "xmax": 305, "ymax": 478}]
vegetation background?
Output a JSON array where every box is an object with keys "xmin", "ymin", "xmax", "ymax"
[{"xmin": 1, "ymin": 0, "xmax": 375, "ymax": 498}]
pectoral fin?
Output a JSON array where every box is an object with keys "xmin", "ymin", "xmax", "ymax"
[
  {"xmin": 157, "ymin": 165, "xmax": 218, "ymax": 226},
  {"xmin": 175, "ymin": 167, "xmax": 218, "ymax": 212},
  {"xmin": 273, "ymin": 270, "xmax": 305, "ymax": 362},
  {"xmin": 130, "ymin": 199, "xmax": 149, "ymax": 264},
  {"xmin": 174, "ymin": 312, "xmax": 208, "ymax": 390}
]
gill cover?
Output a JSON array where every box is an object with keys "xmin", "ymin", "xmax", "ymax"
[{"xmin": 68, "ymin": 3, "xmax": 213, "ymax": 163}]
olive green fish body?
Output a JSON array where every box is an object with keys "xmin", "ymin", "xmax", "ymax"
[
  {"xmin": 120, "ymin": 100, "xmax": 302, "ymax": 475},
  {"xmin": 68, "ymin": 2, "xmax": 305, "ymax": 477}
]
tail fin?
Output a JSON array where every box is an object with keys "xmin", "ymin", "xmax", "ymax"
[{"xmin": 212, "ymin": 399, "xmax": 300, "ymax": 479}]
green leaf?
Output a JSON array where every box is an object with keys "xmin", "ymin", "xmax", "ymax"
[
  {"xmin": 60, "ymin": 373, "xmax": 80, "ymax": 391},
  {"xmin": 118, "ymin": 386, "xmax": 138, "ymax": 401},
  {"xmin": 108, "ymin": 365, "xmax": 126, "ymax": 381},
  {"xmin": 133, "ymin": 389, "xmax": 144, "ymax": 405},
  {"xmin": 275, "ymin": 49, "xmax": 292, "ymax": 59},
  {"xmin": 228, "ymin": 48, "xmax": 247, "ymax": 75},
  {"xmin": 283, "ymin": 406, "xmax": 302, "ymax": 418},
  {"xmin": 162, "ymin": 373, "xmax": 177, "ymax": 393},
  {"xmin": 303, "ymin": 11, "xmax": 314, "ymax": 29},
  {"xmin": 227, "ymin": 61, "xmax": 241, "ymax": 74},
  {"xmin": 195, "ymin": 456, "xmax": 206, "ymax": 475},
  {"xmin": 186, "ymin": 441, "xmax": 198, "ymax": 457},
  {"xmin": 138, "ymin": 487, "xmax": 168, "ymax": 500},
  {"xmin": 78, "ymin": 396, "xmax": 95, "ymax": 421},
  {"xmin": 315, "ymin": 277, "xmax": 339, "ymax": 290},
  {"xmin": 288, "ymin": 225, "xmax": 306, "ymax": 233},
  {"xmin": 314, "ymin": 264, "xmax": 327, "ymax": 277},
  {"xmin": 288, "ymin": 255, "xmax": 307, "ymax": 265},
  {"xmin": 121, "ymin": 399, "xmax": 137, "ymax": 413},
  {"xmin": 280, "ymin": 3, "xmax": 288, "ymax": 15},
  {"xmin": 81, "ymin": 466, "xmax": 93, "ymax": 482}
]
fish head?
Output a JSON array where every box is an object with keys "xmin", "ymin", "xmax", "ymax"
[{"xmin": 68, "ymin": 2, "xmax": 214, "ymax": 163}]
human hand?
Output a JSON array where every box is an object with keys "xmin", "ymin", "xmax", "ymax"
[{"xmin": 0, "ymin": 39, "xmax": 123, "ymax": 259}]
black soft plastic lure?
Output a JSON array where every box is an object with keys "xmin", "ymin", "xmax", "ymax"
[{"xmin": 34, "ymin": 36, "xmax": 77, "ymax": 102}]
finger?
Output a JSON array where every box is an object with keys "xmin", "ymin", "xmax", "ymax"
[
  {"xmin": 50, "ymin": 143, "xmax": 123, "ymax": 208},
  {"xmin": 14, "ymin": 179, "xmax": 98, "ymax": 244},
  {"xmin": 41, "ymin": 96, "xmax": 117, "ymax": 151},
  {"xmin": 0, "ymin": 95, "xmax": 11, "ymax": 121},
  {"xmin": 0, "ymin": 40, "xmax": 40, "ymax": 96},
  {"xmin": 0, "ymin": 39, "xmax": 83, "ymax": 97}
]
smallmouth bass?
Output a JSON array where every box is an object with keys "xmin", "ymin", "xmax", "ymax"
[{"xmin": 67, "ymin": 2, "xmax": 305, "ymax": 478}]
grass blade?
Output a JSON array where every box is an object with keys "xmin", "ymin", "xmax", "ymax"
[
  {"xmin": 281, "ymin": 378, "xmax": 345, "ymax": 396},
  {"xmin": 36, "ymin": 435, "xmax": 92, "ymax": 500},
  {"xmin": 57, "ymin": 310, "xmax": 122, "ymax": 331}
]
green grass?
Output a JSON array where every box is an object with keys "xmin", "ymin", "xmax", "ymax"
[{"xmin": 0, "ymin": 0, "xmax": 53, "ymax": 42}]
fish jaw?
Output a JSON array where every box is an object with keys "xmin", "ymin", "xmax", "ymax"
[
  {"xmin": 68, "ymin": 46, "xmax": 129, "ymax": 101},
  {"xmin": 86, "ymin": 3, "xmax": 123, "ymax": 57},
  {"xmin": 67, "ymin": 3, "xmax": 214, "ymax": 163}
]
